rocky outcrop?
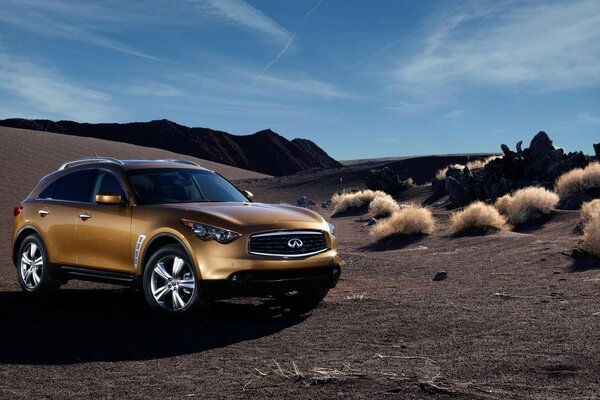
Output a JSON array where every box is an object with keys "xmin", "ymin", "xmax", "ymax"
[
  {"xmin": 594, "ymin": 143, "xmax": 600, "ymax": 160},
  {"xmin": 366, "ymin": 167, "xmax": 413, "ymax": 195},
  {"xmin": 442, "ymin": 131, "xmax": 589, "ymax": 208}
]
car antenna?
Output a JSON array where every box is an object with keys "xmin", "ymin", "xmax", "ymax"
[{"xmin": 94, "ymin": 151, "xmax": 98, "ymax": 157}]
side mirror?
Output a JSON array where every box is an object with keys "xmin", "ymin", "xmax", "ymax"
[
  {"xmin": 243, "ymin": 190, "xmax": 254, "ymax": 199},
  {"xmin": 96, "ymin": 192, "xmax": 123, "ymax": 205}
]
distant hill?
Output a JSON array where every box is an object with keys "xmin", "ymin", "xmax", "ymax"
[{"xmin": 0, "ymin": 119, "xmax": 341, "ymax": 176}]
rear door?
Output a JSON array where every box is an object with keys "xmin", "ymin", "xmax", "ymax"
[
  {"xmin": 34, "ymin": 169, "xmax": 96, "ymax": 266},
  {"xmin": 76, "ymin": 169, "xmax": 133, "ymax": 272}
]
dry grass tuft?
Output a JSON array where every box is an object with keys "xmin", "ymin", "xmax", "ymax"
[
  {"xmin": 495, "ymin": 187, "xmax": 559, "ymax": 224},
  {"xmin": 331, "ymin": 189, "xmax": 388, "ymax": 214},
  {"xmin": 370, "ymin": 205, "xmax": 435, "ymax": 241},
  {"xmin": 435, "ymin": 164, "xmax": 464, "ymax": 181},
  {"xmin": 368, "ymin": 194, "xmax": 400, "ymax": 217},
  {"xmin": 450, "ymin": 202, "xmax": 510, "ymax": 234},
  {"xmin": 581, "ymin": 199, "xmax": 600, "ymax": 224},
  {"xmin": 555, "ymin": 162, "xmax": 600, "ymax": 198},
  {"xmin": 434, "ymin": 155, "xmax": 501, "ymax": 181},
  {"xmin": 466, "ymin": 155, "xmax": 502, "ymax": 171},
  {"xmin": 494, "ymin": 194, "xmax": 512, "ymax": 216},
  {"xmin": 579, "ymin": 213, "xmax": 600, "ymax": 257}
]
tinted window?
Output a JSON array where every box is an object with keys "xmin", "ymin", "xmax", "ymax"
[
  {"xmin": 91, "ymin": 170, "xmax": 126, "ymax": 202},
  {"xmin": 127, "ymin": 169, "xmax": 248, "ymax": 205},
  {"xmin": 37, "ymin": 181, "xmax": 57, "ymax": 199},
  {"xmin": 52, "ymin": 170, "xmax": 96, "ymax": 203}
]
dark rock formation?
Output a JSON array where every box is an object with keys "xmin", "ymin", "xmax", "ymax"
[
  {"xmin": 594, "ymin": 143, "xmax": 600, "ymax": 160},
  {"xmin": 444, "ymin": 131, "xmax": 588, "ymax": 208},
  {"xmin": 366, "ymin": 167, "xmax": 413, "ymax": 195},
  {"xmin": 0, "ymin": 118, "xmax": 341, "ymax": 176},
  {"xmin": 296, "ymin": 196, "xmax": 316, "ymax": 208}
]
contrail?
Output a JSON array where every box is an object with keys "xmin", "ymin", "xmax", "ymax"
[
  {"xmin": 352, "ymin": 1, "xmax": 470, "ymax": 67},
  {"xmin": 255, "ymin": 0, "xmax": 323, "ymax": 82}
]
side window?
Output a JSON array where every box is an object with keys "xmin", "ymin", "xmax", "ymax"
[
  {"xmin": 91, "ymin": 170, "xmax": 126, "ymax": 202},
  {"xmin": 37, "ymin": 181, "xmax": 57, "ymax": 199},
  {"xmin": 52, "ymin": 170, "xmax": 96, "ymax": 203}
]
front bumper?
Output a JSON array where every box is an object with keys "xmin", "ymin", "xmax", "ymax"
[{"xmin": 202, "ymin": 266, "xmax": 341, "ymax": 299}]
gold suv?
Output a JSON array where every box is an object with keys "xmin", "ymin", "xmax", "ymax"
[{"xmin": 12, "ymin": 158, "xmax": 341, "ymax": 314}]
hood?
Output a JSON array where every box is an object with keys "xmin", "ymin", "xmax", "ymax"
[{"xmin": 160, "ymin": 202, "xmax": 324, "ymax": 226}]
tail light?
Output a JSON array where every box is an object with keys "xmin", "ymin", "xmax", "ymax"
[{"xmin": 13, "ymin": 204, "xmax": 23, "ymax": 217}]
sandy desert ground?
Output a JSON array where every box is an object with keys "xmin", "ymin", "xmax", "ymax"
[{"xmin": 0, "ymin": 128, "xmax": 599, "ymax": 399}]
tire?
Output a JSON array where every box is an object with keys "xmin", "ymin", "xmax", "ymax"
[
  {"xmin": 16, "ymin": 235, "xmax": 60, "ymax": 294},
  {"xmin": 274, "ymin": 287, "xmax": 330, "ymax": 313},
  {"xmin": 142, "ymin": 244, "xmax": 200, "ymax": 315}
]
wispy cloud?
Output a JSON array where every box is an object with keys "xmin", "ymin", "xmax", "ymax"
[
  {"xmin": 0, "ymin": 1, "xmax": 168, "ymax": 62},
  {"xmin": 444, "ymin": 109, "xmax": 465, "ymax": 118},
  {"xmin": 577, "ymin": 112, "xmax": 600, "ymax": 125},
  {"xmin": 195, "ymin": 0, "xmax": 291, "ymax": 42},
  {"xmin": 117, "ymin": 83, "xmax": 184, "ymax": 97},
  {"xmin": 0, "ymin": 52, "xmax": 122, "ymax": 122},
  {"xmin": 394, "ymin": 0, "xmax": 600, "ymax": 95},
  {"xmin": 254, "ymin": 74, "xmax": 355, "ymax": 99}
]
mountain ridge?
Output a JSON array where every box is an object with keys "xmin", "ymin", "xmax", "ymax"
[{"xmin": 0, "ymin": 118, "xmax": 341, "ymax": 176}]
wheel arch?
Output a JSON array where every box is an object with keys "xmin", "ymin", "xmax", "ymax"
[
  {"xmin": 140, "ymin": 233, "xmax": 198, "ymax": 277},
  {"xmin": 12, "ymin": 225, "xmax": 47, "ymax": 268}
]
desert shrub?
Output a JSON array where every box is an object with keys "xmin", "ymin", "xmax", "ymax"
[
  {"xmin": 581, "ymin": 199, "xmax": 600, "ymax": 224},
  {"xmin": 435, "ymin": 164, "xmax": 464, "ymax": 181},
  {"xmin": 450, "ymin": 202, "xmax": 510, "ymax": 234},
  {"xmin": 331, "ymin": 189, "xmax": 388, "ymax": 215},
  {"xmin": 579, "ymin": 213, "xmax": 600, "ymax": 257},
  {"xmin": 494, "ymin": 194, "xmax": 512, "ymax": 216},
  {"xmin": 555, "ymin": 162, "xmax": 600, "ymax": 198},
  {"xmin": 495, "ymin": 187, "xmax": 559, "ymax": 224},
  {"xmin": 466, "ymin": 155, "xmax": 502, "ymax": 171},
  {"xmin": 368, "ymin": 194, "xmax": 400, "ymax": 217},
  {"xmin": 370, "ymin": 205, "xmax": 435, "ymax": 241},
  {"xmin": 434, "ymin": 155, "xmax": 501, "ymax": 181}
]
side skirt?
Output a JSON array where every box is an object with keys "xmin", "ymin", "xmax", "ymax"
[{"xmin": 58, "ymin": 266, "xmax": 140, "ymax": 287}]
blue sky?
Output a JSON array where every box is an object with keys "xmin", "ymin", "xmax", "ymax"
[{"xmin": 0, "ymin": 0, "xmax": 598, "ymax": 160}]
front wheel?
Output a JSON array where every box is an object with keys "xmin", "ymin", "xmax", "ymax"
[
  {"xmin": 16, "ymin": 235, "xmax": 60, "ymax": 294},
  {"xmin": 142, "ymin": 245, "xmax": 200, "ymax": 314}
]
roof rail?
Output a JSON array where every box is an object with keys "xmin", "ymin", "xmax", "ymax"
[
  {"xmin": 158, "ymin": 159, "xmax": 200, "ymax": 166},
  {"xmin": 58, "ymin": 157, "xmax": 125, "ymax": 170}
]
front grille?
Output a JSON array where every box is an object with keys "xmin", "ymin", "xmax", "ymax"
[{"xmin": 248, "ymin": 231, "xmax": 328, "ymax": 257}]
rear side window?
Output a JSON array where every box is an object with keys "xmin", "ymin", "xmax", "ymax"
[
  {"xmin": 51, "ymin": 170, "xmax": 96, "ymax": 203},
  {"xmin": 37, "ymin": 181, "xmax": 57, "ymax": 199}
]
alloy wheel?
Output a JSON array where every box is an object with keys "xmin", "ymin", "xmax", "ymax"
[
  {"xmin": 20, "ymin": 242, "xmax": 43, "ymax": 289},
  {"xmin": 150, "ymin": 256, "xmax": 196, "ymax": 311}
]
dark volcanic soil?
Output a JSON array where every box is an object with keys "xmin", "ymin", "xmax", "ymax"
[{"xmin": 1, "ymin": 171, "xmax": 600, "ymax": 399}]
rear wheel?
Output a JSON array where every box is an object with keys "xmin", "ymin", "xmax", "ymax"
[
  {"xmin": 16, "ymin": 235, "xmax": 60, "ymax": 294},
  {"xmin": 142, "ymin": 245, "xmax": 200, "ymax": 314}
]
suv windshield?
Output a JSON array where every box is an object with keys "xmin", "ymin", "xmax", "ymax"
[{"xmin": 128, "ymin": 169, "xmax": 248, "ymax": 205}]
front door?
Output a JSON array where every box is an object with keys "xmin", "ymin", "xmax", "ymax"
[{"xmin": 76, "ymin": 169, "xmax": 133, "ymax": 272}]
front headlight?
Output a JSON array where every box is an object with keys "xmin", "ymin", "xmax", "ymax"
[
  {"xmin": 327, "ymin": 222, "xmax": 335, "ymax": 236},
  {"xmin": 181, "ymin": 220, "xmax": 240, "ymax": 244}
]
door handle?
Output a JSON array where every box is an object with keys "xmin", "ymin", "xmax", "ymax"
[
  {"xmin": 79, "ymin": 213, "xmax": 92, "ymax": 221},
  {"xmin": 38, "ymin": 209, "xmax": 49, "ymax": 216}
]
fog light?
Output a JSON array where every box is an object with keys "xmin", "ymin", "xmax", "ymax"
[
  {"xmin": 230, "ymin": 274, "xmax": 241, "ymax": 285},
  {"xmin": 332, "ymin": 267, "xmax": 340, "ymax": 278}
]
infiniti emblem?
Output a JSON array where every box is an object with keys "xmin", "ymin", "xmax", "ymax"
[{"xmin": 287, "ymin": 238, "xmax": 303, "ymax": 249}]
